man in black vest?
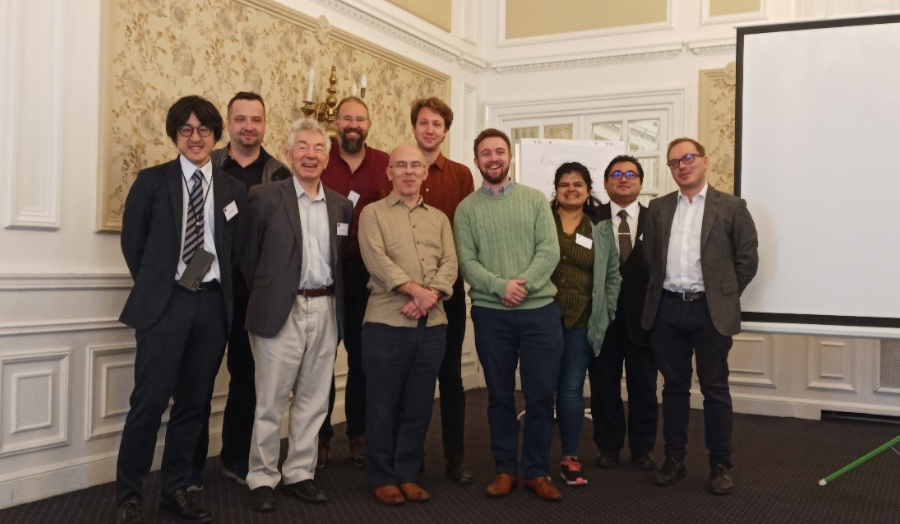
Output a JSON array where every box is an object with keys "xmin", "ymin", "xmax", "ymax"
[{"xmin": 589, "ymin": 155, "xmax": 659, "ymax": 472}]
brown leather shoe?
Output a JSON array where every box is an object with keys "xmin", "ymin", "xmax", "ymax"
[
  {"xmin": 524, "ymin": 476, "xmax": 562, "ymax": 502},
  {"xmin": 372, "ymin": 485, "xmax": 405, "ymax": 506},
  {"xmin": 485, "ymin": 473, "xmax": 516, "ymax": 498},
  {"xmin": 350, "ymin": 437, "xmax": 365, "ymax": 469},
  {"xmin": 399, "ymin": 482, "xmax": 431, "ymax": 502}
]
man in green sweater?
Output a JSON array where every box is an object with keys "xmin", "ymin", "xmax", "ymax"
[{"xmin": 454, "ymin": 128, "xmax": 564, "ymax": 502}]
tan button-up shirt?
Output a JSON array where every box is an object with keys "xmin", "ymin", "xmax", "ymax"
[{"xmin": 358, "ymin": 191, "xmax": 458, "ymax": 328}]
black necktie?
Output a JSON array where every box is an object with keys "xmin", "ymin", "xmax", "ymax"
[
  {"xmin": 183, "ymin": 171, "xmax": 204, "ymax": 263},
  {"xmin": 617, "ymin": 209, "xmax": 632, "ymax": 263}
]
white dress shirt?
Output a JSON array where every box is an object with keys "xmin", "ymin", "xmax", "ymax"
[
  {"xmin": 610, "ymin": 199, "xmax": 640, "ymax": 258},
  {"xmin": 175, "ymin": 155, "xmax": 219, "ymax": 282},
  {"xmin": 663, "ymin": 183, "xmax": 708, "ymax": 293},
  {"xmin": 294, "ymin": 177, "xmax": 333, "ymax": 289}
]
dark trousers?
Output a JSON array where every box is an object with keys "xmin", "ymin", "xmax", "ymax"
[
  {"xmin": 650, "ymin": 295, "xmax": 734, "ymax": 468},
  {"xmin": 437, "ymin": 277, "xmax": 467, "ymax": 458},
  {"xmin": 362, "ymin": 321, "xmax": 445, "ymax": 487},
  {"xmin": 320, "ymin": 257, "xmax": 369, "ymax": 442},
  {"xmin": 589, "ymin": 317, "xmax": 659, "ymax": 456},
  {"xmin": 471, "ymin": 303, "xmax": 563, "ymax": 479},
  {"xmin": 116, "ymin": 285, "xmax": 227, "ymax": 505},
  {"xmin": 193, "ymin": 293, "xmax": 255, "ymax": 476}
]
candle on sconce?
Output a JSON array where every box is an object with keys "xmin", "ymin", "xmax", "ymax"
[
  {"xmin": 305, "ymin": 68, "xmax": 315, "ymax": 101},
  {"xmin": 360, "ymin": 74, "xmax": 367, "ymax": 97},
  {"xmin": 351, "ymin": 82, "xmax": 359, "ymax": 97}
]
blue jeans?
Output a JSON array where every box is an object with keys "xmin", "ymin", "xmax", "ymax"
[
  {"xmin": 471, "ymin": 303, "xmax": 563, "ymax": 479},
  {"xmin": 361, "ymin": 321, "xmax": 446, "ymax": 487},
  {"xmin": 556, "ymin": 328, "xmax": 592, "ymax": 457}
]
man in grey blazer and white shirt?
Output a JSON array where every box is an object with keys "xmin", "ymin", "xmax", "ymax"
[
  {"xmin": 242, "ymin": 119, "xmax": 353, "ymax": 513},
  {"xmin": 641, "ymin": 137, "xmax": 758, "ymax": 496}
]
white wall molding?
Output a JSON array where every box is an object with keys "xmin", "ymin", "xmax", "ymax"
[
  {"xmin": 701, "ymin": 0, "xmax": 768, "ymax": 26},
  {"xmin": 807, "ymin": 339, "xmax": 857, "ymax": 392},
  {"xmin": 688, "ymin": 38, "xmax": 737, "ymax": 56},
  {"xmin": 2, "ymin": 0, "xmax": 65, "ymax": 230},
  {"xmin": 0, "ymin": 272, "xmax": 132, "ymax": 291},
  {"xmin": 0, "ymin": 349, "xmax": 70, "ymax": 457},
  {"xmin": 458, "ymin": 52, "xmax": 488, "ymax": 73},
  {"xmin": 492, "ymin": 43, "xmax": 684, "ymax": 74},
  {"xmin": 729, "ymin": 334, "xmax": 777, "ymax": 388}
]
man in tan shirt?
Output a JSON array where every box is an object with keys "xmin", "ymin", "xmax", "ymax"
[{"xmin": 358, "ymin": 144, "xmax": 458, "ymax": 505}]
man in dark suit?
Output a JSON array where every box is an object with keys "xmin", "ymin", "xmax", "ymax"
[
  {"xmin": 116, "ymin": 95, "xmax": 249, "ymax": 524},
  {"xmin": 642, "ymin": 137, "xmax": 758, "ymax": 495},
  {"xmin": 242, "ymin": 119, "xmax": 353, "ymax": 513},
  {"xmin": 589, "ymin": 155, "xmax": 659, "ymax": 472}
]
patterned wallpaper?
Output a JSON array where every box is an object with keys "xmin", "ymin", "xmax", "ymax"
[
  {"xmin": 698, "ymin": 61, "xmax": 737, "ymax": 195},
  {"xmin": 99, "ymin": 0, "xmax": 449, "ymax": 230}
]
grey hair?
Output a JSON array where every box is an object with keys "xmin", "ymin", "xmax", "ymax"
[{"xmin": 285, "ymin": 119, "xmax": 331, "ymax": 155}]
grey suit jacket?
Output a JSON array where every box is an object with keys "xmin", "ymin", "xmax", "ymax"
[
  {"xmin": 641, "ymin": 185, "xmax": 758, "ymax": 337},
  {"xmin": 243, "ymin": 177, "xmax": 353, "ymax": 339}
]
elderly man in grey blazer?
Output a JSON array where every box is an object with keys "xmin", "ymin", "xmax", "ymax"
[
  {"xmin": 641, "ymin": 137, "xmax": 758, "ymax": 496},
  {"xmin": 242, "ymin": 119, "xmax": 353, "ymax": 513}
]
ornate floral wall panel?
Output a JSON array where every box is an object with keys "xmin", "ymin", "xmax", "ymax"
[
  {"xmin": 698, "ymin": 62, "xmax": 736, "ymax": 195},
  {"xmin": 98, "ymin": 0, "xmax": 449, "ymax": 230}
]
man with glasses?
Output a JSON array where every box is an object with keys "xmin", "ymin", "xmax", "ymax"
[
  {"xmin": 590, "ymin": 155, "xmax": 659, "ymax": 473},
  {"xmin": 319, "ymin": 96, "xmax": 390, "ymax": 469},
  {"xmin": 381, "ymin": 97, "xmax": 476, "ymax": 484},
  {"xmin": 641, "ymin": 138, "xmax": 758, "ymax": 495},
  {"xmin": 116, "ymin": 95, "xmax": 250, "ymax": 524},
  {"xmin": 242, "ymin": 120, "xmax": 353, "ymax": 513},
  {"xmin": 191, "ymin": 92, "xmax": 291, "ymax": 488},
  {"xmin": 358, "ymin": 143, "xmax": 457, "ymax": 505}
]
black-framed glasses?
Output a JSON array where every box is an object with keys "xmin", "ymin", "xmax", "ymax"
[
  {"xmin": 666, "ymin": 153, "xmax": 700, "ymax": 169},
  {"xmin": 177, "ymin": 125, "xmax": 212, "ymax": 138},
  {"xmin": 610, "ymin": 170, "xmax": 639, "ymax": 180},
  {"xmin": 391, "ymin": 161, "xmax": 425, "ymax": 171}
]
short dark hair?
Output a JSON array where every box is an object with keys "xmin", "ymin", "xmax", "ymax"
[
  {"xmin": 336, "ymin": 96, "xmax": 370, "ymax": 119},
  {"xmin": 165, "ymin": 95, "xmax": 223, "ymax": 143},
  {"xmin": 227, "ymin": 92, "xmax": 266, "ymax": 115},
  {"xmin": 473, "ymin": 128, "xmax": 511, "ymax": 158},
  {"xmin": 603, "ymin": 155, "xmax": 645, "ymax": 182},
  {"xmin": 667, "ymin": 137, "xmax": 706, "ymax": 158},
  {"xmin": 551, "ymin": 161, "xmax": 602, "ymax": 216},
  {"xmin": 410, "ymin": 97, "xmax": 454, "ymax": 129}
]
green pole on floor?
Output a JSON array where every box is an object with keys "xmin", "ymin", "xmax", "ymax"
[{"xmin": 818, "ymin": 434, "xmax": 900, "ymax": 486}]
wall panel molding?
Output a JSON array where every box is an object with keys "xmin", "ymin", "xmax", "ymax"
[
  {"xmin": 492, "ymin": 43, "xmax": 684, "ymax": 74},
  {"xmin": 729, "ymin": 334, "xmax": 776, "ymax": 388},
  {"xmin": 0, "ymin": 349, "xmax": 70, "ymax": 456},
  {"xmin": 2, "ymin": 0, "xmax": 64, "ymax": 230},
  {"xmin": 807, "ymin": 339, "xmax": 857, "ymax": 392}
]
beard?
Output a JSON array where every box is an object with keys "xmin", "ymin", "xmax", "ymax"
[
  {"xmin": 478, "ymin": 163, "xmax": 510, "ymax": 186},
  {"xmin": 339, "ymin": 127, "xmax": 367, "ymax": 154}
]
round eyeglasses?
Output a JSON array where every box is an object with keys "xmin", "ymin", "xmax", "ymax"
[{"xmin": 177, "ymin": 125, "xmax": 213, "ymax": 138}]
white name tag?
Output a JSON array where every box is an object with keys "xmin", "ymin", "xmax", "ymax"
[
  {"xmin": 575, "ymin": 233, "xmax": 592, "ymax": 249},
  {"xmin": 337, "ymin": 222, "xmax": 349, "ymax": 236},
  {"xmin": 223, "ymin": 201, "xmax": 238, "ymax": 221},
  {"xmin": 348, "ymin": 190, "xmax": 361, "ymax": 208}
]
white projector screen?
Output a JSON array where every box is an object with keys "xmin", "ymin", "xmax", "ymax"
[{"xmin": 736, "ymin": 15, "xmax": 900, "ymax": 335}]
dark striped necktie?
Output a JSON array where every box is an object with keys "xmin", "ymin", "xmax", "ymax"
[
  {"xmin": 183, "ymin": 170, "xmax": 204, "ymax": 263},
  {"xmin": 617, "ymin": 209, "xmax": 632, "ymax": 263}
]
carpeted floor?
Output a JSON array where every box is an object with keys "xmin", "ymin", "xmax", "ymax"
[{"xmin": 2, "ymin": 388, "xmax": 899, "ymax": 523}]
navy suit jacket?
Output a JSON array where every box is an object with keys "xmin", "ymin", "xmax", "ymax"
[{"xmin": 119, "ymin": 158, "xmax": 249, "ymax": 331}]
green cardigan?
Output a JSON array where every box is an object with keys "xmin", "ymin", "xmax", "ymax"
[{"xmin": 587, "ymin": 219, "xmax": 622, "ymax": 356}]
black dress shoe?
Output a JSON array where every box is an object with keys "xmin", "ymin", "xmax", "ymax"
[
  {"xmin": 631, "ymin": 452, "xmax": 658, "ymax": 471},
  {"xmin": 249, "ymin": 486, "xmax": 276, "ymax": 512},
  {"xmin": 594, "ymin": 450, "xmax": 619, "ymax": 469},
  {"xmin": 283, "ymin": 479, "xmax": 328, "ymax": 503},
  {"xmin": 159, "ymin": 490, "xmax": 213, "ymax": 522},
  {"xmin": 447, "ymin": 456, "xmax": 474, "ymax": 485},
  {"xmin": 652, "ymin": 457, "xmax": 686, "ymax": 486},
  {"xmin": 709, "ymin": 464, "xmax": 735, "ymax": 495},
  {"xmin": 116, "ymin": 500, "xmax": 145, "ymax": 524}
]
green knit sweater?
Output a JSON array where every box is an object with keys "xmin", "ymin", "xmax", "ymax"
[{"xmin": 454, "ymin": 184, "xmax": 560, "ymax": 310}]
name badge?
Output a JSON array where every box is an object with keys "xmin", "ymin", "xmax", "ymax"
[
  {"xmin": 337, "ymin": 222, "xmax": 349, "ymax": 236},
  {"xmin": 223, "ymin": 201, "xmax": 238, "ymax": 221},
  {"xmin": 348, "ymin": 190, "xmax": 361, "ymax": 208},
  {"xmin": 575, "ymin": 233, "xmax": 592, "ymax": 249}
]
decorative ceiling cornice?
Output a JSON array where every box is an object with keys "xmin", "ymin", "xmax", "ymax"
[
  {"xmin": 458, "ymin": 52, "xmax": 488, "ymax": 73},
  {"xmin": 688, "ymin": 38, "xmax": 737, "ymax": 56}
]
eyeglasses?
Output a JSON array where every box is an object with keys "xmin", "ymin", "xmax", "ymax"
[
  {"xmin": 177, "ymin": 125, "xmax": 213, "ymax": 138},
  {"xmin": 666, "ymin": 153, "xmax": 701, "ymax": 169},
  {"xmin": 610, "ymin": 170, "xmax": 639, "ymax": 180},
  {"xmin": 391, "ymin": 162, "xmax": 425, "ymax": 171}
]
